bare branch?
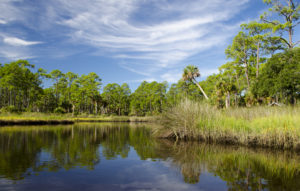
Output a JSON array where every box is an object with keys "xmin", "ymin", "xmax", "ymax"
[
  {"xmin": 262, "ymin": 19, "xmax": 279, "ymax": 25},
  {"xmin": 290, "ymin": 0, "xmax": 296, "ymax": 9},
  {"xmin": 280, "ymin": 37, "xmax": 291, "ymax": 48},
  {"xmin": 293, "ymin": 21, "xmax": 300, "ymax": 27}
]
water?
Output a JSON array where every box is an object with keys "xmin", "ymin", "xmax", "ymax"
[{"xmin": 0, "ymin": 123, "xmax": 300, "ymax": 191}]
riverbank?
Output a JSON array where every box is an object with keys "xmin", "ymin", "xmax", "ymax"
[
  {"xmin": 156, "ymin": 99, "xmax": 300, "ymax": 150},
  {"xmin": 0, "ymin": 113, "xmax": 154, "ymax": 126}
]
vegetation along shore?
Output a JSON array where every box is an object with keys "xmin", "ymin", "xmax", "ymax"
[
  {"xmin": 0, "ymin": 113, "xmax": 154, "ymax": 126},
  {"xmin": 156, "ymin": 99, "xmax": 300, "ymax": 150}
]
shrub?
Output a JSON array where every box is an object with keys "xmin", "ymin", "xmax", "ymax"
[
  {"xmin": 54, "ymin": 107, "xmax": 66, "ymax": 114},
  {"xmin": 0, "ymin": 106, "xmax": 19, "ymax": 113}
]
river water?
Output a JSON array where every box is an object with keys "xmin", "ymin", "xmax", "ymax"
[{"xmin": 0, "ymin": 123, "xmax": 299, "ymax": 191}]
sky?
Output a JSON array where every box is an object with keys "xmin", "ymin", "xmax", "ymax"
[{"xmin": 0, "ymin": 0, "xmax": 298, "ymax": 90}]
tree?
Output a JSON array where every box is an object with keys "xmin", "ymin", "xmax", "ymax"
[
  {"xmin": 120, "ymin": 83, "xmax": 131, "ymax": 115},
  {"xmin": 226, "ymin": 32, "xmax": 254, "ymax": 91},
  {"xmin": 50, "ymin": 70, "xmax": 64, "ymax": 107},
  {"xmin": 80, "ymin": 73, "xmax": 102, "ymax": 114},
  {"xmin": 102, "ymin": 83, "xmax": 122, "ymax": 115},
  {"xmin": 218, "ymin": 62, "xmax": 242, "ymax": 107},
  {"xmin": 130, "ymin": 81, "xmax": 167, "ymax": 116},
  {"xmin": 242, "ymin": 21, "xmax": 271, "ymax": 78},
  {"xmin": 261, "ymin": 0, "xmax": 300, "ymax": 49},
  {"xmin": 252, "ymin": 47, "xmax": 300, "ymax": 104},
  {"xmin": 182, "ymin": 65, "xmax": 209, "ymax": 100},
  {"xmin": 215, "ymin": 77, "xmax": 237, "ymax": 108},
  {"xmin": 0, "ymin": 60, "xmax": 43, "ymax": 111}
]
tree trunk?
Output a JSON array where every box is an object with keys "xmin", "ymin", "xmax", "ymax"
[
  {"xmin": 235, "ymin": 73, "xmax": 240, "ymax": 91},
  {"xmin": 234, "ymin": 93, "xmax": 238, "ymax": 107},
  {"xmin": 72, "ymin": 126, "xmax": 74, "ymax": 139},
  {"xmin": 149, "ymin": 97, "xmax": 152, "ymax": 113},
  {"xmin": 244, "ymin": 61, "xmax": 250, "ymax": 90},
  {"xmin": 95, "ymin": 101, "xmax": 98, "ymax": 115},
  {"xmin": 192, "ymin": 79, "xmax": 209, "ymax": 100},
  {"xmin": 256, "ymin": 41, "xmax": 260, "ymax": 78},
  {"xmin": 94, "ymin": 128, "xmax": 97, "ymax": 142},
  {"xmin": 72, "ymin": 104, "xmax": 75, "ymax": 117},
  {"xmin": 225, "ymin": 92, "xmax": 230, "ymax": 109},
  {"xmin": 288, "ymin": 26, "xmax": 293, "ymax": 48}
]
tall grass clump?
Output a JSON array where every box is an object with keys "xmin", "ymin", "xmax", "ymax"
[
  {"xmin": 158, "ymin": 99, "xmax": 218, "ymax": 140},
  {"xmin": 157, "ymin": 99, "xmax": 300, "ymax": 150}
]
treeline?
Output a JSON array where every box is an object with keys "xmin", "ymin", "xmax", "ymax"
[
  {"xmin": 0, "ymin": 60, "xmax": 206, "ymax": 115},
  {"xmin": 0, "ymin": 0, "xmax": 299, "ymax": 115}
]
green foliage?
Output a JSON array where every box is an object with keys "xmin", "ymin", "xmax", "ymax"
[
  {"xmin": 167, "ymin": 80, "xmax": 205, "ymax": 107},
  {"xmin": 54, "ymin": 107, "xmax": 66, "ymax": 114},
  {"xmin": 261, "ymin": 0, "xmax": 300, "ymax": 48},
  {"xmin": 253, "ymin": 47, "xmax": 300, "ymax": 104},
  {"xmin": 182, "ymin": 65, "xmax": 209, "ymax": 99},
  {"xmin": 130, "ymin": 81, "xmax": 167, "ymax": 116},
  {"xmin": 0, "ymin": 106, "xmax": 19, "ymax": 113},
  {"xmin": 0, "ymin": 60, "xmax": 43, "ymax": 111},
  {"xmin": 102, "ymin": 83, "xmax": 131, "ymax": 115}
]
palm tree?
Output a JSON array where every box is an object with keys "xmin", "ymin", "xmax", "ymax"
[{"xmin": 182, "ymin": 65, "xmax": 209, "ymax": 100}]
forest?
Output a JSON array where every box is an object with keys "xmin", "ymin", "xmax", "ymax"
[{"xmin": 0, "ymin": 0, "xmax": 299, "ymax": 117}]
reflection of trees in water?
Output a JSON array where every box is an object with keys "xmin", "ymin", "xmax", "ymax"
[
  {"xmin": 157, "ymin": 141, "xmax": 300, "ymax": 190},
  {"xmin": 0, "ymin": 130, "xmax": 43, "ymax": 180},
  {"xmin": 1, "ymin": 124, "xmax": 300, "ymax": 190},
  {"xmin": 0, "ymin": 123, "xmax": 155, "ymax": 180},
  {"xmin": 0, "ymin": 125, "xmax": 101, "ymax": 180}
]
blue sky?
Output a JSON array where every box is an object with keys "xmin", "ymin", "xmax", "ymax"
[{"xmin": 0, "ymin": 0, "xmax": 298, "ymax": 90}]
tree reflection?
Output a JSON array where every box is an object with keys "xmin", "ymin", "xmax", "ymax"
[
  {"xmin": 155, "ymin": 141, "xmax": 300, "ymax": 190},
  {"xmin": 0, "ymin": 123, "xmax": 155, "ymax": 180}
]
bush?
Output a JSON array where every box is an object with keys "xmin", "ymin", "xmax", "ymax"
[
  {"xmin": 0, "ymin": 105, "xmax": 19, "ymax": 113},
  {"xmin": 54, "ymin": 107, "xmax": 66, "ymax": 114}
]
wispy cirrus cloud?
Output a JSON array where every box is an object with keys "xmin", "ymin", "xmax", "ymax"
[{"xmin": 51, "ymin": 0, "xmax": 250, "ymax": 80}]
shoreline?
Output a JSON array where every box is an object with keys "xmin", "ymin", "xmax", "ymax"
[
  {"xmin": 156, "ymin": 133, "xmax": 300, "ymax": 151},
  {"xmin": 0, "ymin": 115, "xmax": 154, "ymax": 126},
  {"xmin": 0, "ymin": 119, "xmax": 75, "ymax": 126}
]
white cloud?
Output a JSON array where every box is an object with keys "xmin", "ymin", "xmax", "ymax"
[
  {"xmin": 0, "ymin": 0, "xmax": 24, "ymax": 24},
  {"xmin": 0, "ymin": 19, "xmax": 6, "ymax": 24},
  {"xmin": 0, "ymin": 48, "xmax": 35, "ymax": 60},
  {"xmin": 0, "ymin": 33, "xmax": 38, "ymax": 60},
  {"xmin": 3, "ymin": 37, "xmax": 42, "ymax": 46},
  {"xmin": 118, "ymin": 161, "xmax": 200, "ymax": 191}
]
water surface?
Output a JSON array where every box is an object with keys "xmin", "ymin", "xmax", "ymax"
[{"xmin": 0, "ymin": 123, "xmax": 300, "ymax": 191}]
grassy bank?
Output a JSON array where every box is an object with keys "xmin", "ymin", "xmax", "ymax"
[
  {"xmin": 0, "ymin": 112, "xmax": 154, "ymax": 126},
  {"xmin": 156, "ymin": 99, "xmax": 300, "ymax": 150}
]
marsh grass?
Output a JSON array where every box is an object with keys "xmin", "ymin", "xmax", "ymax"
[
  {"xmin": 157, "ymin": 99, "xmax": 300, "ymax": 150},
  {"xmin": 0, "ymin": 112, "xmax": 154, "ymax": 125}
]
